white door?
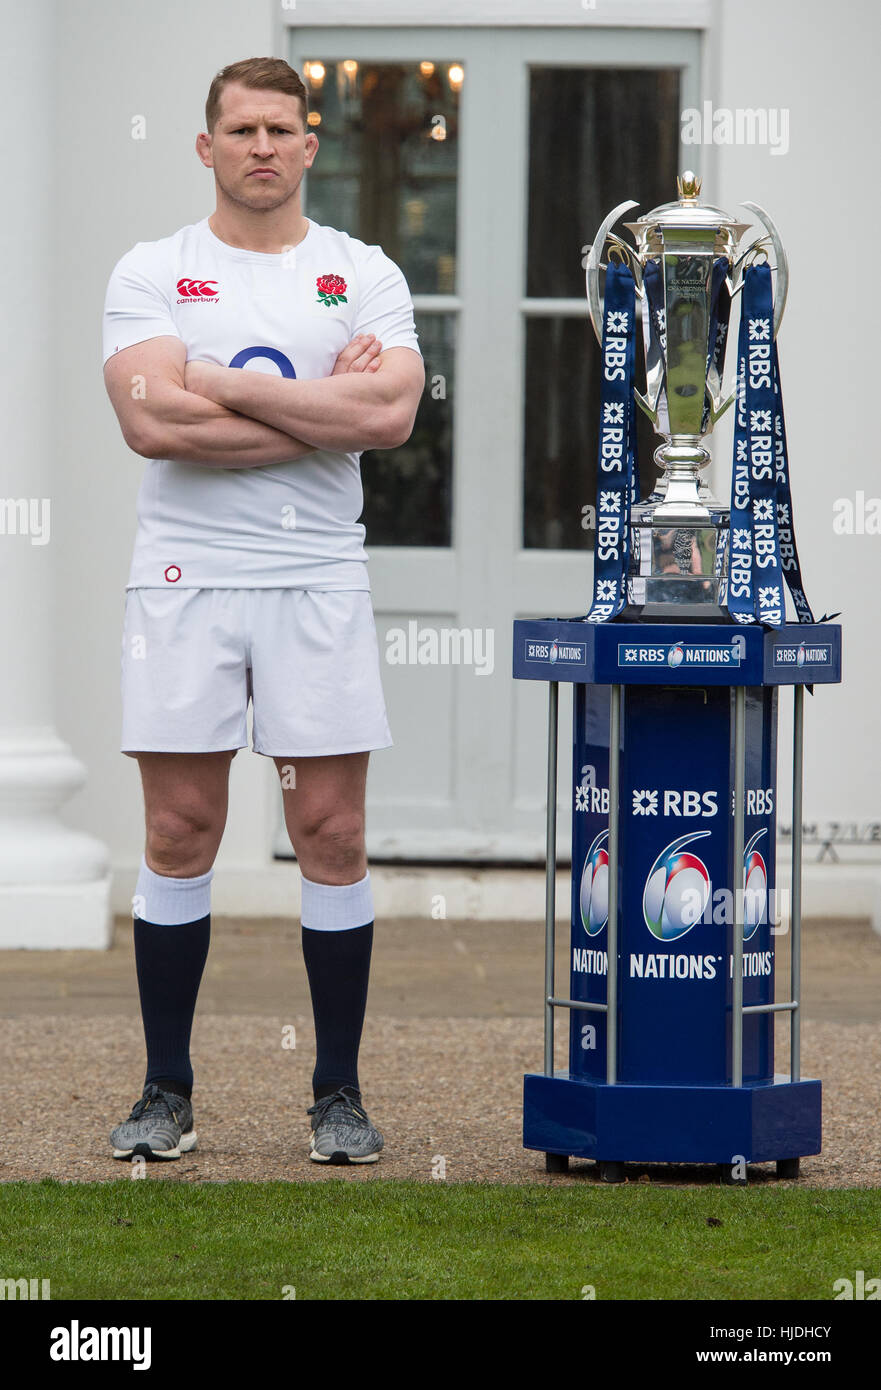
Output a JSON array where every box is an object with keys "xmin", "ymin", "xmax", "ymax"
[{"xmin": 279, "ymin": 23, "xmax": 701, "ymax": 862}]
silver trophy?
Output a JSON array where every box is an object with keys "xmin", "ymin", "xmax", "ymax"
[{"xmin": 585, "ymin": 171, "xmax": 788, "ymax": 620}]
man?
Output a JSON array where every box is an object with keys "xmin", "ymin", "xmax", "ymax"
[{"xmin": 101, "ymin": 56, "xmax": 424, "ymax": 1165}]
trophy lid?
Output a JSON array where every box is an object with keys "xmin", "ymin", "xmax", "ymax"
[{"xmin": 623, "ymin": 172, "xmax": 750, "ymax": 254}]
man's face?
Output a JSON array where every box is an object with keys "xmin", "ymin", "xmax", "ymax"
[{"xmin": 197, "ymin": 82, "xmax": 318, "ymax": 212}]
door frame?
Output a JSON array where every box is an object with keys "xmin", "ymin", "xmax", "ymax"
[{"xmin": 276, "ymin": 20, "xmax": 706, "ymax": 862}]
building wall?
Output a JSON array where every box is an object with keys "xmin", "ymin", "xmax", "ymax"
[
  {"xmin": 53, "ymin": 0, "xmax": 280, "ymax": 910},
  {"xmin": 708, "ymin": 0, "xmax": 880, "ymax": 832},
  {"xmin": 50, "ymin": 0, "xmax": 878, "ymax": 914}
]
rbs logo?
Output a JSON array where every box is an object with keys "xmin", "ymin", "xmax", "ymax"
[
  {"xmin": 731, "ymin": 788, "xmax": 775, "ymax": 815},
  {"xmin": 632, "ymin": 788, "xmax": 718, "ymax": 817},
  {"xmin": 664, "ymin": 790, "xmax": 717, "ymax": 817}
]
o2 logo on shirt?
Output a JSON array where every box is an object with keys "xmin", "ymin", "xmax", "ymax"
[{"xmin": 229, "ymin": 347, "xmax": 296, "ymax": 378}]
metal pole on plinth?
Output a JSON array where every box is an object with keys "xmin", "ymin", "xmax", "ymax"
[
  {"xmin": 791, "ymin": 685, "xmax": 805, "ymax": 1083},
  {"xmin": 606, "ymin": 685, "xmax": 622, "ymax": 1086},
  {"xmin": 544, "ymin": 682, "xmax": 559, "ymax": 1079},
  {"xmin": 732, "ymin": 685, "xmax": 746, "ymax": 1088}
]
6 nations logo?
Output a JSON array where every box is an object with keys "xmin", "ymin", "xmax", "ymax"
[
  {"xmin": 773, "ymin": 642, "xmax": 831, "ymax": 667},
  {"xmin": 524, "ymin": 638, "xmax": 586, "ymax": 667},
  {"xmin": 618, "ymin": 637, "xmax": 746, "ymax": 669},
  {"xmin": 643, "ymin": 831, "xmax": 712, "ymax": 942},
  {"xmin": 579, "ymin": 830, "xmax": 609, "ymax": 936}
]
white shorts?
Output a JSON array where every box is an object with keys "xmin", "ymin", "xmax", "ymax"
[{"xmin": 120, "ymin": 588, "xmax": 393, "ymax": 757}]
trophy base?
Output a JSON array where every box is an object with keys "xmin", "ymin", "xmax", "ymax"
[
  {"xmin": 620, "ymin": 600, "xmax": 731, "ymax": 624},
  {"xmin": 625, "ymin": 520, "xmax": 730, "ymax": 624}
]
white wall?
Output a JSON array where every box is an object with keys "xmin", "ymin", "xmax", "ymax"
[
  {"xmin": 52, "ymin": 0, "xmax": 280, "ymax": 910},
  {"xmin": 50, "ymin": 0, "xmax": 879, "ymax": 914},
  {"xmin": 708, "ymin": 0, "xmax": 880, "ymax": 827}
]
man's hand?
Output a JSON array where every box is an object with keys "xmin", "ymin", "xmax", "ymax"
[{"xmin": 331, "ymin": 333, "xmax": 383, "ymax": 376}]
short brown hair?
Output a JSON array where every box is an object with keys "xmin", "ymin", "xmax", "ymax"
[{"xmin": 205, "ymin": 57, "xmax": 308, "ymax": 132}]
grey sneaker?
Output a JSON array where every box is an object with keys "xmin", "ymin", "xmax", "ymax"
[
  {"xmin": 110, "ymin": 1083, "xmax": 197, "ymax": 1161},
  {"xmin": 307, "ymin": 1087, "xmax": 383, "ymax": 1165}
]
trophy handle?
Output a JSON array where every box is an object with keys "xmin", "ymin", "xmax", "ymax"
[
  {"xmin": 585, "ymin": 200, "xmax": 640, "ymax": 345},
  {"xmin": 739, "ymin": 200, "xmax": 789, "ymax": 338}
]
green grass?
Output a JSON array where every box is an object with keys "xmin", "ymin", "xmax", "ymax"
[{"xmin": 1, "ymin": 1180, "xmax": 878, "ymax": 1300}]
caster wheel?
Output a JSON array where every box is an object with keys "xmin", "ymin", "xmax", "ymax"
[
  {"xmin": 720, "ymin": 1165, "xmax": 748, "ymax": 1186},
  {"xmin": 599, "ymin": 1161, "xmax": 625, "ymax": 1184},
  {"xmin": 776, "ymin": 1157, "xmax": 800, "ymax": 1179},
  {"xmin": 545, "ymin": 1153, "xmax": 569, "ymax": 1173}
]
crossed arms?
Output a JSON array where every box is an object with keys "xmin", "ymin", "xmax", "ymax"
[{"xmin": 103, "ymin": 333, "xmax": 425, "ymax": 469}]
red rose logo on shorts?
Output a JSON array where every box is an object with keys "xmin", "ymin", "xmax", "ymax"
[
  {"xmin": 164, "ymin": 565, "xmax": 182, "ymax": 583},
  {"xmin": 316, "ymin": 273, "xmax": 348, "ymax": 306}
]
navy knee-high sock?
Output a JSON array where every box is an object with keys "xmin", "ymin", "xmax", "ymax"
[
  {"xmin": 301, "ymin": 921, "xmax": 374, "ymax": 1101},
  {"xmin": 132, "ymin": 857, "xmax": 212, "ymax": 1100},
  {"xmin": 134, "ymin": 917, "xmax": 210, "ymax": 1099}
]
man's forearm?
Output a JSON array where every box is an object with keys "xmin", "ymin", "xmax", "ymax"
[
  {"xmin": 196, "ymin": 367, "xmax": 410, "ymax": 453},
  {"xmin": 133, "ymin": 386, "xmax": 314, "ymax": 469}
]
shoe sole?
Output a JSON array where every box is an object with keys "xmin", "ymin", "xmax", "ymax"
[
  {"xmin": 309, "ymin": 1148, "xmax": 381, "ymax": 1165},
  {"xmin": 112, "ymin": 1130, "xmax": 198, "ymax": 1161}
]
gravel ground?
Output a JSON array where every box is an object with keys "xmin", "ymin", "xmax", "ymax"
[
  {"xmin": 0, "ymin": 916, "xmax": 879, "ymax": 1187},
  {"xmin": 0, "ymin": 1013, "xmax": 878, "ymax": 1187}
]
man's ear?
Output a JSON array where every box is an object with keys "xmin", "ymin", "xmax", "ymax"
[{"xmin": 195, "ymin": 132, "xmax": 213, "ymax": 170}]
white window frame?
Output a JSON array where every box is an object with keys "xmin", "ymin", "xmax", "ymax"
[{"xmin": 277, "ymin": 1, "xmax": 710, "ymax": 31}]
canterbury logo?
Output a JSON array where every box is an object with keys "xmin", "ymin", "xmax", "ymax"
[{"xmin": 176, "ymin": 278, "xmax": 219, "ymax": 298}]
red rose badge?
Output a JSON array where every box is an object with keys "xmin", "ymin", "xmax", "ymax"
[{"xmin": 316, "ymin": 273, "xmax": 348, "ymax": 306}]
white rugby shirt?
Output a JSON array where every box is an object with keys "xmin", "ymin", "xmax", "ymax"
[{"xmin": 102, "ymin": 217, "xmax": 422, "ymax": 589}]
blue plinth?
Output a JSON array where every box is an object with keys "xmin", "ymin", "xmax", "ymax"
[
  {"xmin": 570, "ymin": 679, "xmax": 778, "ymax": 1087},
  {"xmin": 523, "ymin": 1072, "xmax": 822, "ymax": 1165},
  {"xmin": 514, "ymin": 616, "xmax": 841, "ymax": 1175}
]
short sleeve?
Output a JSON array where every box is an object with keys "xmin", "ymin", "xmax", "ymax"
[
  {"xmin": 352, "ymin": 245, "xmax": 422, "ymax": 357},
  {"xmin": 101, "ymin": 244, "xmax": 181, "ymax": 366}
]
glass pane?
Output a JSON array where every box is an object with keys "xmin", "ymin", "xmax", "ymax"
[
  {"xmin": 526, "ymin": 67, "xmax": 681, "ymax": 299},
  {"xmin": 523, "ymin": 67, "xmax": 681, "ymax": 548},
  {"xmin": 523, "ymin": 317, "xmax": 658, "ymax": 551},
  {"xmin": 302, "ymin": 59, "xmax": 460, "ymax": 294},
  {"xmin": 360, "ymin": 312, "xmax": 454, "ymax": 547}
]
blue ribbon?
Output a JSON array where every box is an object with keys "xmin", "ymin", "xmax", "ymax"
[
  {"xmin": 726, "ymin": 262, "xmax": 814, "ymax": 627},
  {"xmin": 586, "ymin": 260, "xmax": 639, "ymax": 623},
  {"xmin": 771, "ymin": 337, "xmax": 814, "ymax": 624}
]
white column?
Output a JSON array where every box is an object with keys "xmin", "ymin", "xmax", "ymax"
[{"xmin": 0, "ymin": 0, "xmax": 111, "ymax": 947}]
